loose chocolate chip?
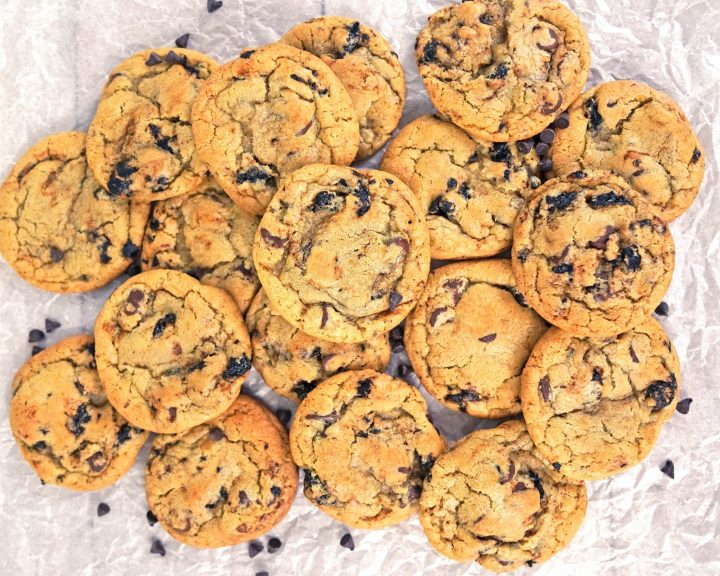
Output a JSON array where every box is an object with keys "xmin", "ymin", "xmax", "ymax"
[
  {"xmin": 255, "ymin": 572, "xmax": 269, "ymax": 576},
  {"xmin": 645, "ymin": 374, "xmax": 677, "ymax": 411},
  {"xmin": 340, "ymin": 532, "xmax": 355, "ymax": 551},
  {"xmin": 551, "ymin": 263, "xmax": 573, "ymax": 274},
  {"xmin": 237, "ymin": 166, "xmax": 274, "ymax": 185},
  {"xmin": 175, "ymin": 33, "xmax": 190, "ymax": 48},
  {"xmin": 539, "ymin": 376, "xmax": 550, "ymax": 402},
  {"xmin": 478, "ymin": 333, "xmax": 497, "ymax": 343},
  {"xmin": 152, "ymin": 313, "xmax": 176, "ymax": 338},
  {"xmin": 388, "ymin": 291, "xmax": 403, "ymax": 312},
  {"xmin": 676, "ymin": 398, "xmax": 693, "ymax": 414},
  {"xmin": 421, "ymin": 39, "xmax": 441, "ymax": 63},
  {"xmin": 147, "ymin": 510, "xmax": 158, "ymax": 526},
  {"xmin": 587, "ymin": 97, "xmax": 603, "ymax": 130},
  {"xmin": 587, "ymin": 191, "xmax": 632, "ymax": 208},
  {"xmin": 517, "ymin": 140, "xmax": 534, "ymax": 154},
  {"xmin": 487, "ymin": 63, "xmax": 508, "ymax": 79},
  {"xmin": 528, "ymin": 470, "xmax": 545, "ymax": 499},
  {"xmin": 660, "ymin": 460, "xmax": 674, "ymax": 479},
  {"xmin": 117, "ymin": 423, "xmax": 131, "ymax": 444},
  {"xmin": 208, "ymin": 427, "xmax": 225, "ymax": 441},
  {"xmin": 309, "ymin": 191, "xmax": 338, "ymax": 213},
  {"xmin": 29, "ymin": 344, "xmax": 44, "ymax": 355},
  {"xmin": 28, "ymin": 329, "xmax": 45, "ymax": 343},
  {"xmin": 68, "ymin": 403, "xmax": 91, "ymax": 436},
  {"xmin": 691, "ymin": 148, "xmax": 702, "ymax": 163},
  {"xmin": 150, "ymin": 539, "xmax": 166, "ymax": 556},
  {"xmin": 619, "ymin": 245, "xmax": 641, "ymax": 271},
  {"xmin": 539, "ymin": 158, "xmax": 553, "ymax": 172},
  {"xmin": 490, "ymin": 142, "xmax": 512, "ymax": 163},
  {"xmin": 356, "ymin": 378, "xmax": 373, "ymax": 398},
  {"xmin": 249, "ymin": 541, "xmax": 264, "ymax": 558},
  {"xmin": 97, "ymin": 503, "xmax": 111, "ymax": 517},
  {"xmin": 223, "ymin": 354, "xmax": 251, "ymax": 380},
  {"xmin": 267, "ymin": 537, "xmax": 282, "ymax": 553},
  {"xmin": 655, "ymin": 301, "xmax": 669, "ymax": 316},
  {"xmin": 545, "ymin": 191, "xmax": 577, "ymax": 213},
  {"xmin": 275, "ymin": 408, "xmax": 292, "ymax": 426},
  {"xmin": 552, "ymin": 462, "xmax": 561, "ymax": 471},
  {"xmin": 260, "ymin": 228, "xmax": 287, "ymax": 248},
  {"xmin": 50, "ymin": 246, "xmax": 65, "ymax": 262},
  {"xmin": 145, "ymin": 52, "xmax": 162, "ymax": 66},
  {"xmin": 535, "ymin": 142, "xmax": 550, "ymax": 157},
  {"xmin": 428, "ymin": 195, "xmax": 455, "ymax": 218},
  {"xmin": 207, "ymin": 0, "xmax": 223, "ymax": 12}
]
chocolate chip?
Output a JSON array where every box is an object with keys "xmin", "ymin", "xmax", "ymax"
[
  {"xmin": 117, "ymin": 423, "xmax": 132, "ymax": 444},
  {"xmin": 676, "ymin": 398, "xmax": 693, "ymax": 414},
  {"xmin": 512, "ymin": 482, "xmax": 528, "ymax": 493},
  {"xmin": 223, "ymin": 354, "xmax": 251, "ymax": 379},
  {"xmin": 150, "ymin": 539, "xmax": 166, "ymax": 556},
  {"xmin": 587, "ymin": 97, "xmax": 603, "ymax": 130},
  {"xmin": 237, "ymin": 166, "xmax": 274, "ymax": 185},
  {"xmin": 490, "ymin": 142, "xmax": 511, "ymax": 163},
  {"xmin": 340, "ymin": 532, "xmax": 355, "ymax": 551},
  {"xmin": 619, "ymin": 245, "xmax": 641, "ymax": 271},
  {"xmin": 68, "ymin": 403, "xmax": 91, "ymax": 436},
  {"xmin": 429, "ymin": 306, "xmax": 449, "ymax": 327},
  {"xmin": 293, "ymin": 380, "xmax": 318, "ymax": 400},
  {"xmin": 275, "ymin": 408, "xmax": 292, "ymax": 426},
  {"xmin": 539, "ymin": 158, "xmax": 553, "ymax": 172},
  {"xmin": 397, "ymin": 363, "xmax": 411, "ymax": 378},
  {"xmin": 87, "ymin": 451, "xmax": 107, "ymax": 473},
  {"xmin": 445, "ymin": 390, "xmax": 480, "ymax": 410},
  {"xmin": 248, "ymin": 541, "xmax": 264, "ymax": 558},
  {"xmin": 420, "ymin": 39, "xmax": 441, "ymax": 63},
  {"xmin": 296, "ymin": 121, "xmax": 313, "ymax": 136},
  {"xmin": 498, "ymin": 460, "xmax": 516, "ymax": 484},
  {"xmin": 260, "ymin": 228, "xmax": 287, "ymax": 248},
  {"xmin": 267, "ymin": 537, "xmax": 282, "ymax": 553},
  {"xmin": 458, "ymin": 182, "xmax": 471, "ymax": 199},
  {"xmin": 478, "ymin": 333, "xmax": 497, "ymax": 343},
  {"xmin": 535, "ymin": 142, "xmax": 550, "ymax": 157},
  {"xmin": 97, "ymin": 503, "xmax": 111, "ymax": 517},
  {"xmin": 587, "ymin": 191, "xmax": 632, "ymax": 208},
  {"xmin": 28, "ymin": 329, "xmax": 45, "ymax": 343},
  {"xmin": 168, "ymin": 407, "xmax": 177, "ymax": 423},
  {"xmin": 479, "ymin": 12, "xmax": 493, "ymax": 24},
  {"xmin": 309, "ymin": 191, "xmax": 339, "ymax": 213},
  {"xmin": 554, "ymin": 113, "xmax": 570, "ymax": 129},
  {"xmin": 353, "ymin": 180, "xmax": 371, "ymax": 216},
  {"xmin": 388, "ymin": 291, "xmax": 403, "ymax": 312},
  {"xmin": 147, "ymin": 510, "xmax": 158, "ymax": 526},
  {"xmin": 655, "ymin": 301, "xmax": 669, "ymax": 316},
  {"xmin": 487, "ymin": 63, "xmax": 508, "ymax": 79},
  {"xmin": 528, "ymin": 470, "xmax": 545, "ymax": 499},
  {"xmin": 33, "ymin": 441, "xmax": 47, "ymax": 450},
  {"xmin": 145, "ymin": 52, "xmax": 162, "ymax": 66},
  {"xmin": 175, "ymin": 33, "xmax": 190, "ymax": 48},
  {"xmin": 238, "ymin": 490, "xmax": 250, "ymax": 506},
  {"xmin": 691, "ymin": 148, "xmax": 702, "ymax": 163},
  {"xmin": 428, "ymin": 195, "xmax": 455, "ymax": 218},
  {"xmin": 320, "ymin": 303, "xmax": 330, "ymax": 328},
  {"xmin": 552, "ymin": 462, "xmax": 561, "ymax": 471},
  {"xmin": 255, "ymin": 572, "xmax": 269, "ymax": 576},
  {"xmin": 239, "ymin": 49, "xmax": 256, "ymax": 59},
  {"xmin": 446, "ymin": 177, "xmax": 458, "ymax": 190},
  {"xmin": 208, "ymin": 427, "xmax": 225, "ymax": 441},
  {"xmin": 356, "ymin": 378, "xmax": 373, "ymax": 398},
  {"xmin": 108, "ymin": 162, "xmax": 137, "ymax": 197},
  {"xmin": 516, "ymin": 140, "xmax": 534, "ymax": 154},
  {"xmin": 342, "ymin": 21, "xmax": 366, "ymax": 54},
  {"xmin": 539, "ymin": 377, "xmax": 550, "ymax": 401},
  {"xmin": 207, "ymin": 0, "xmax": 223, "ymax": 12},
  {"xmin": 541, "ymin": 93, "xmax": 563, "ymax": 115},
  {"xmin": 49, "ymin": 246, "xmax": 65, "ymax": 262},
  {"xmin": 545, "ymin": 191, "xmax": 577, "ymax": 213},
  {"xmin": 645, "ymin": 374, "xmax": 677, "ymax": 411},
  {"xmin": 629, "ymin": 345, "xmax": 639, "ymax": 363},
  {"xmin": 535, "ymin": 27, "xmax": 558, "ymax": 51},
  {"xmin": 148, "ymin": 124, "xmax": 176, "ymax": 154},
  {"xmin": 152, "ymin": 313, "xmax": 176, "ymax": 338},
  {"xmin": 551, "ymin": 263, "xmax": 573, "ymax": 274},
  {"xmin": 660, "ymin": 460, "xmax": 674, "ymax": 479}
]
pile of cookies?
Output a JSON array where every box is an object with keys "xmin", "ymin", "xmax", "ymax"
[{"xmin": 2, "ymin": 0, "xmax": 705, "ymax": 571}]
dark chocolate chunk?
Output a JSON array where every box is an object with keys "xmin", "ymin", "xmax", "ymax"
[
  {"xmin": 645, "ymin": 374, "xmax": 677, "ymax": 411},
  {"xmin": 592, "ymin": 368, "xmax": 603, "ymax": 383},
  {"xmin": 260, "ymin": 228, "xmax": 287, "ymax": 248},
  {"xmin": 50, "ymin": 246, "xmax": 65, "ymax": 262},
  {"xmin": 267, "ymin": 537, "xmax": 282, "ymax": 553},
  {"xmin": 117, "ymin": 423, "xmax": 132, "ymax": 444},
  {"xmin": 296, "ymin": 121, "xmax": 313, "ymax": 136},
  {"xmin": 552, "ymin": 462, "xmax": 561, "ymax": 471},
  {"xmin": 478, "ymin": 333, "xmax": 497, "ymax": 343},
  {"xmin": 420, "ymin": 40, "xmax": 441, "ymax": 63},
  {"xmin": 429, "ymin": 306, "xmax": 449, "ymax": 327},
  {"xmin": 320, "ymin": 303, "xmax": 330, "ymax": 328},
  {"xmin": 527, "ymin": 470, "xmax": 545, "ymax": 499},
  {"xmin": 223, "ymin": 354, "xmax": 251, "ymax": 380},
  {"xmin": 239, "ymin": 49, "xmax": 256, "ymax": 59},
  {"xmin": 655, "ymin": 301, "xmax": 669, "ymax": 316},
  {"xmin": 147, "ymin": 510, "xmax": 159, "ymax": 526},
  {"xmin": 390, "ymin": 325, "xmax": 404, "ymax": 342},
  {"xmin": 539, "ymin": 376, "xmax": 550, "ymax": 402},
  {"xmin": 207, "ymin": 0, "xmax": 223, "ymax": 13},
  {"xmin": 458, "ymin": 182, "xmax": 471, "ymax": 199},
  {"xmin": 490, "ymin": 142, "xmax": 511, "ymax": 163},
  {"xmin": 148, "ymin": 123, "xmax": 176, "ymax": 155},
  {"xmin": 487, "ymin": 63, "xmax": 508, "ymax": 79},
  {"xmin": 97, "ymin": 502, "xmax": 111, "ymax": 517},
  {"xmin": 175, "ymin": 33, "xmax": 190, "ymax": 48},
  {"xmin": 388, "ymin": 291, "xmax": 403, "ymax": 312},
  {"xmin": 122, "ymin": 241, "xmax": 140, "ymax": 259},
  {"xmin": 108, "ymin": 161, "xmax": 137, "ymax": 197},
  {"xmin": 340, "ymin": 532, "xmax": 355, "ymax": 551},
  {"xmin": 445, "ymin": 390, "xmax": 480, "ymax": 409},
  {"xmin": 676, "ymin": 398, "xmax": 692, "ymax": 415},
  {"xmin": 569, "ymin": 170, "xmax": 586, "ymax": 179},
  {"xmin": 353, "ymin": 180, "xmax": 371, "ymax": 216},
  {"xmin": 68, "ymin": 403, "xmax": 91, "ymax": 436},
  {"xmin": 28, "ymin": 329, "xmax": 45, "ymax": 343},
  {"xmin": 145, "ymin": 52, "xmax": 162, "ymax": 66},
  {"xmin": 309, "ymin": 191, "xmax": 339, "ymax": 213},
  {"xmin": 342, "ymin": 21, "xmax": 366, "ymax": 54},
  {"xmin": 255, "ymin": 572, "xmax": 269, "ymax": 576},
  {"xmin": 208, "ymin": 427, "xmax": 225, "ymax": 441},
  {"xmin": 587, "ymin": 191, "xmax": 632, "ymax": 208},
  {"xmin": 168, "ymin": 407, "xmax": 177, "ymax": 423},
  {"xmin": 691, "ymin": 148, "xmax": 702, "ymax": 163},
  {"xmin": 446, "ymin": 177, "xmax": 458, "ymax": 190},
  {"xmin": 270, "ymin": 486, "xmax": 282, "ymax": 499},
  {"xmin": 152, "ymin": 313, "xmax": 176, "ymax": 338},
  {"xmin": 248, "ymin": 540, "xmax": 264, "ymax": 558},
  {"xmin": 356, "ymin": 378, "xmax": 373, "ymax": 398},
  {"xmin": 428, "ymin": 195, "xmax": 455, "ymax": 218},
  {"xmin": 238, "ymin": 490, "xmax": 250, "ymax": 506},
  {"xmin": 150, "ymin": 538, "xmax": 166, "ymax": 556},
  {"xmin": 33, "ymin": 441, "xmax": 47, "ymax": 450},
  {"xmin": 551, "ymin": 263, "xmax": 573, "ymax": 274},
  {"xmin": 236, "ymin": 167, "xmax": 274, "ymax": 185},
  {"xmin": 545, "ymin": 191, "xmax": 577, "ymax": 213},
  {"xmin": 292, "ymin": 380, "xmax": 317, "ymax": 400},
  {"xmin": 587, "ymin": 97, "xmax": 603, "ymax": 130},
  {"xmin": 619, "ymin": 245, "xmax": 641, "ymax": 271},
  {"xmin": 660, "ymin": 460, "xmax": 674, "ymax": 479}
]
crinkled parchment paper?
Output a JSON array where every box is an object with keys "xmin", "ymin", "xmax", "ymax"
[{"xmin": 0, "ymin": 1, "xmax": 719, "ymax": 574}]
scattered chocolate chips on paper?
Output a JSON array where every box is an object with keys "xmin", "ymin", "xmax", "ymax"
[
  {"xmin": 150, "ymin": 539, "xmax": 166, "ymax": 556},
  {"xmin": 676, "ymin": 398, "xmax": 693, "ymax": 414},
  {"xmin": 44, "ymin": 318, "xmax": 61, "ymax": 333},
  {"xmin": 340, "ymin": 533, "xmax": 355, "ymax": 551},
  {"xmin": 28, "ymin": 329, "xmax": 45, "ymax": 343},
  {"xmin": 97, "ymin": 503, "xmax": 111, "ymax": 517},
  {"xmin": 207, "ymin": 0, "xmax": 223, "ymax": 12},
  {"xmin": 660, "ymin": 460, "xmax": 675, "ymax": 479},
  {"xmin": 146, "ymin": 510, "xmax": 158, "ymax": 526},
  {"xmin": 267, "ymin": 537, "xmax": 282, "ymax": 553},
  {"xmin": 249, "ymin": 541, "xmax": 264, "ymax": 558},
  {"xmin": 175, "ymin": 33, "xmax": 190, "ymax": 48}
]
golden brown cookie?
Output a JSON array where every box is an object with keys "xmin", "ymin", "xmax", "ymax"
[
  {"xmin": 419, "ymin": 420, "xmax": 587, "ymax": 572},
  {"xmin": 141, "ymin": 179, "xmax": 261, "ymax": 313},
  {"xmin": 191, "ymin": 44, "xmax": 359, "ymax": 215},
  {"xmin": 94, "ymin": 269, "xmax": 252, "ymax": 433},
  {"xmin": 146, "ymin": 395, "xmax": 297, "ymax": 548},
  {"xmin": 512, "ymin": 171, "xmax": 675, "ymax": 337},
  {"xmin": 9, "ymin": 334, "xmax": 148, "ymax": 491},
  {"xmin": 405, "ymin": 260, "xmax": 547, "ymax": 418},
  {"xmin": 245, "ymin": 289, "xmax": 390, "ymax": 403},
  {"xmin": 521, "ymin": 319, "xmax": 680, "ymax": 481},
  {"xmin": 415, "ymin": 0, "xmax": 590, "ymax": 141},
  {"xmin": 290, "ymin": 370, "xmax": 445, "ymax": 529},
  {"xmin": 253, "ymin": 164, "xmax": 430, "ymax": 344},
  {"xmin": 551, "ymin": 80, "xmax": 705, "ymax": 221},
  {"xmin": 381, "ymin": 115, "xmax": 541, "ymax": 259},
  {"xmin": 281, "ymin": 16, "xmax": 405, "ymax": 160},
  {"xmin": 0, "ymin": 132, "xmax": 149, "ymax": 292},
  {"xmin": 86, "ymin": 48, "xmax": 218, "ymax": 202}
]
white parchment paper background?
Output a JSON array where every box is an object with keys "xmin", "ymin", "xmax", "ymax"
[{"xmin": 1, "ymin": 1, "xmax": 719, "ymax": 575}]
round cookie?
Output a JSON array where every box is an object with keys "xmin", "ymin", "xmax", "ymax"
[
  {"xmin": 146, "ymin": 395, "xmax": 297, "ymax": 548},
  {"xmin": 141, "ymin": 179, "xmax": 261, "ymax": 313},
  {"xmin": 381, "ymin": 115, "xmax": 541, "ymax": 259},
  {"xmin": 512, "ymin": 171, "xmax": 675, "ymax": 337},
  {"xmin": 281, "ymin": 16, "xmax": 405, "ymax": 160},
  {"xmin": 245, "ymin": 289, "xmax": 390, "ymax": 403},
  {"xmin": 521, "ymin": 319, "xmax": 680, "ymax": 481},
  {"xmin": 191, "ymin": 44, "xmax": 359, "ymax": 215},
  {"xmin": 0, "ymin": 132, "xmax": 149, "ymax": 292},
  {"xmin": 290, "ymin": 370, "xmax": 445, "ymax": 529},
  {"xmin": 415, "ymin": 0, "xmax": 590, "ymax": 142},
  {"xmin": 9, "ymin": 334, "xmax": 148, "ymax": 491},
  {"xmin": 253, "ymin": 164, "xmax": 430, "ymax": 344},
  {"xmin": 419, "ymin": 420, "xmax": 587, "ymax": 572},
  {"xmin": 94, "ymin": 269, "xmax": 252, "ymax": 434},
  {"xmin": 86, "ymin": 48, "xmax": 218, "ymax": 203},
  {"xmin": 405, "ymin": 260, "xmax": 547, "ymax": 418},
  {"xmin": 551, "ymin": 80, "xmax": 705, "ymax": 221}
]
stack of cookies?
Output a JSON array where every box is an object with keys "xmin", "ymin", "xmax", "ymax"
[{"xmin": 1, "ymin": 0, "xmax": 704, "ymax": 572}]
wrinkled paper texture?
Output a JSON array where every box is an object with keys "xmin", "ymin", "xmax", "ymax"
[{"xmin": 0, "ymin": 1, "xmax": 719, "ymax": 574}]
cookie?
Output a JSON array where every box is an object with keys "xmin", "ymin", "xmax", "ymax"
[
  {"xmin": 245, "ymin": 289, "xmax": 391, "ymax": 403},
  {"xmin": 281, "ymin": 16, "xmax": 405, "ymax": 160},
  {"xmin": 254, "ymin": 164, "xmax": 430, "ymax": 343},
  {"xmin": 521, "ymin": 319, "xmax": 680, "ymax": 481},
  {"xmin": 146, "ymin": 395, "xmax": 297, "ymax": 548},
  {"xmin": 86, "ymin": 48, "xmax": 218, "ymax": 203},
  {"xmin": 419, "ymin": 420, "xmax": 587, "ymax": 572},
  {"xmin": 551, "ymin": 80, "xmax": 705, "ymax": 221},
  {"xmin": 94, "ymin": 269, "xmax": 252, "ymax": 433},
  {"xmin": 512, "ymin": 171, "xmax": 675, "ymax": 337},
  {"xmin": 191, "ymin": 44, "xmax": 359, "ymax": 215},
  {"xmin": 9, "ymin": 334, "xmax": 148, "ymax": 491},
  {"xmin": 380, "ymin": 115, "xmax": 541, "ymax": 259},
  {"xmin": 405, "ymin": 260, "xmax": 547, "ymax": 418},
  {"xmin": 415, "ymin": 0, "xmax": 590, "ymax": 142},
  {"xmin": 289, "ymin": 369, "xmax": 445, "ymax": 529},
  {"xmin": 141, "ymin": 178, "xmax": 261, "ymax": 313},
  {"xmin": 0, "ymin": 132, "xmax": 149, "ymax": 292}
]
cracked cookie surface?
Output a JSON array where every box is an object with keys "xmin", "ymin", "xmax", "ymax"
[
  {"xmin": 141, "ymin": 178, "xmax": 261, "ymax": 313},
  {"xmin": 0, "ymin": 132, "xmax": 149, "ymax": 292},
  {"xmin": 10, "ymin": 334, "xmax": 148, "ymax": 491},
  {"xmin": 419, "ymin": 420, "xmax": 587, "ymax": 572},
  {"xmin": 512, "ymin": 171, "xmax": 674, "ymax": 337},
  {"xmin": 253, "ymin": 164, "xmax": 430, "ymax": 344},
  {"xmin": 406, "ymin": 260, "xmax": 547, "ymax": 418},
  {"xmin": 381, "ymin": 115, "xmax": 541, "ymax": 259},
  {"xmin": 245, "ymin": 289, "xmax": 390, "ymax": 403},
  {"xmin": 94, "ymin": 269, "xmax": 252, "ymax": 433},
  {"xmin": 551, "ymin": 80, "xmax": 705, "ymax": 221},
  {"xmin": 191, "ymin": 44, "xmax": 359, "ymax": 215},
  {"xmin": 281, "ymin": 16, "xmax": 405, "ymax": 160},
  {"xmin": 87, "ymin": 48, "xmax": 218, "ymax": 202},
  {"xmin": 290, "ymin": 369, "xmax": 445, "ymax": 529},
  {"xmin": 146, "ymin": 395, "xmax": 297, "ymax": 548},
  {"xmin": 521, "ymin": 319, "xmax": 680, "ymax": 481},
  {"xmin": 415, "ymin": 0, "xmax": 590, "ymax": 142}
]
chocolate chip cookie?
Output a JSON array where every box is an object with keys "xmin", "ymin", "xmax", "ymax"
[
  {"xmin": 551, "ymin": 80, "xmax": 705, "ymax": 221},
  {"xmin": 419, "ymin": 420, "xmax": 587, "ymax": 572},
  {"xmin": 245, "ymin": 289, "xmax": 390, "ymax": 403},
  {"xmin": 512, "ymin": 171, "xmax": 675, "ymax": 337},
  {"xmin": 281, "ymin": 16, "xmax": 405, "ymax": 160},
  {"xmin": 380, "ymin": 115, "xmax": 541, "ymax": 259},
  {"xmin": 415, "ymin": 0, "xmax": 590, "ymax": 142},
  {"xmin": 0, "ymin": 132, "xmax": 149, "ymax": 292},
  {"xmin": 86, "ymin": 48, "xmax": 218, "ymax": 202},
  {"xmin": 141, "ymin": 178, "xmax": 261, "ymax": 313},
  {"xmin": 405, "ymin": 260, "xmax": 547, "ymax": 418},
  {"xmin": 9, "ymin": 334, "xmax": 148, "ymax": 491},
  {"xmin": 191, "ymin": 44, "xmax": 359, "ymax": 215},
  {"xmin": 146, "ymin": 395, "xmax": 297, "ymax": 548},
  {"xmin": 94, "ymin": 269, "xmax": 252, "ymax": 433},
  {"xmin": 290, "ymin": 370, "xmax": 445, "ymax": 529},
  {"xmin": 253, "ymin": 164, "xmax": 430, "ymax": 344},
  {"xmin": 521, "ymin": 319, "xmax": 680, "ymax": 481}
]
